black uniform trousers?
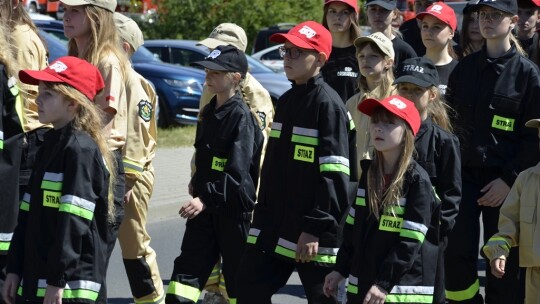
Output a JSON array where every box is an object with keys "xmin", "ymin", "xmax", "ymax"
[
  {"xmin": 434, "ymin": 236, "xmax": 448, "ymax": 304},
  {"xmin": 236, "ymin": 246, "xmax": 335, "ymax": 304},
  {"xmin": 445, "ymin": 170, "xmax": 525, "ymax": 304},
  {"xmin": 166, "ymin": 210, "xmax": 249, "ymax": 304}
]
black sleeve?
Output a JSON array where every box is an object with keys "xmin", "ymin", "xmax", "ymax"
[
  {"xmin": 437, "ymin": 134, "xmax": 462, "ymax": 236},
  {"xmin": 5, "ymin": 193, "xmax": 31, "ymax": 276}
]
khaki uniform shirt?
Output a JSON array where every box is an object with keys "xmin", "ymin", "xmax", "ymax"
[
  {"xmin": 122, "ymin": 68, "xmax": 157, "ymax": 188},
  {"xmin": 483, "ymin": 162, "xmax": 540, "ymax": 267},
  {"xmin": 191, "ymin": 72, "xmax": 274, "ymax": 176},
  {"xmin": 95, "ymin": 55, "xmax": 128, "ymax": 151},
  {"xmin": 12, "ymin": 24, "xmax": 48, "ymax": 133}
]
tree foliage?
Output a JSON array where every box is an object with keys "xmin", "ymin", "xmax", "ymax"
[{"xmin": 140, "ymin": 0, "xmax": 324, "ymax": 53}]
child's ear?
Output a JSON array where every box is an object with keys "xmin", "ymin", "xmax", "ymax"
[{"xmin": 317, "ymin": 52, "xmax": 328, "ymax": 67}]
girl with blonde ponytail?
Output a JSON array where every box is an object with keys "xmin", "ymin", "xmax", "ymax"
[{"xmin": 3, "ymin": 56, "xmax": 115, "ymax": 304}]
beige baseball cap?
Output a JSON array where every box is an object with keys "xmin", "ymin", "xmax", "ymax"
[
  {"xmin": 197, "ymin": 23, "xmax": 248, "ymax": 52},
  {"xmin": 525, "ymin": 119, "xmax": 540, "ymax": 129},
  {"xmin": 59, "ymin": 0, "xmax": 117, "ymax": 13},
  {"xmin": 114, "ymin": 12, "xmax": 144, "ymax": 51},
  {"xmin": 354, "ymin": 31, "xmax": 395, "ymax": 60}
]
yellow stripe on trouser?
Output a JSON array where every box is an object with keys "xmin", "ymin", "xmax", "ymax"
[
  {"xmin": 167, "ymin": 281, "xmax": 200, "ymax": 302},
  {"xmin": 445, "ymin": 278, "xmax": 480, "ymax": 301},
  {"xmin": 118, "ymin": 169, "xmax": 164, "ymax": 302}
]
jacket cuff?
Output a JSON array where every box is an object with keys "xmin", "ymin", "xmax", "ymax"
[
  {"xmin": 301, "ymin": 218, "xmax": 325, "ymax": 238},
  {"xmin": 500, "ymin": 170, "xmax": 516, "ymax": 188},
  {"xmin": 47, "ymin": 278, "xmax": 66, "ymax": 288},
  {"xmin": 374, "ymin": 279, "xmax": 392, "ymax": 294}
]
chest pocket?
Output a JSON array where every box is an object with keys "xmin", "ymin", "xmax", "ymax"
[
  {"xmin": 41, "ymin": 172, "xmax": 63, "ymax": 209},
  {"xmin": 489, "ymin": 95, "xmax": 522, "ymax": 132}
]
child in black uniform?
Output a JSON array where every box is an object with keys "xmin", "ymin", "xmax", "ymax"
[
  {"xmin": 324, "ymin": 95, "xmax": 439, "ymax": 303},
  {"xmin": 3, "ymin": 56, "xmax": 116, "ymax": 304},
  {"xmin": 166, "ymin": 45, "xmax": 263, "ymax": 304}
]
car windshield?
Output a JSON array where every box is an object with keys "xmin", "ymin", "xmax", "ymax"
[
  {"xmin": 246, "ymin": 56, "xmax": 274, "ymax": 74},
  {"xmin": 132, "ymin": 46, "xmax": 163, "ymax": 63}
]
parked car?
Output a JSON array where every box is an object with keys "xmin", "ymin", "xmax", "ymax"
[
  {"xmin": 252, "ymin": 23, "xmax": 295, "ymax": 54},
  {"xmin": 33, "ymin": 19, "xmax": 205, "ymax": 126},
  {"xmin": 144, "ymin": 39, "xmax": 291, "ymax": 104},
  {"xmin": 251, "ymin": 44, "xmax": 284, "ymax": 74}
]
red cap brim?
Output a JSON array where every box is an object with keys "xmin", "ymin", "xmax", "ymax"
[
  {"xmin": 270, "ymin": 33, "xmax": 316, "ymax": 50},
  {"xmin": 19, "ymin": 69, "xmax": 64, "ymax": 86},
  {"xmin": 357, "ymin": 98, "xmax": 382, "ymax": 116}
]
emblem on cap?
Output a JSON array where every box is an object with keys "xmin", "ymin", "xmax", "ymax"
[
  {"xmin": 299, "ymin": 25, "xmax": 317, "ymax": 38},
  {"xmin": 207, "ymin": 50, "xmax": 222, "ymax": 59},
  {"xmin": 49, "ymin": 61, "xmax": 68, "ymax": 73},
  {"xmin": 403, "ymin": 64, "xmax": 425, "ymax": 73},
  {"xmin": 389, "ymin": 98, "xmax": 407, "ymax": 109},
  {"xmin": 429, "ymin": 4, "xmax": 443, "ymax": 13}
]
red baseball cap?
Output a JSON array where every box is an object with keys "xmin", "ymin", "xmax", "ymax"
[
  {"xmin": 270, "ymin": 21, "xmax": 333, "ymax": 58},
  {"xmin": 19, "ymin": 56, "xmax": 105, "ymax": 101},
  {"xmin": 416, "ymin": 2, "xmax": 457, "ymax": 31},
  {"xmin": 358, "ymin": 95, "xmax": 421, "ymax": 135},
  {"xmin": 325, "ymin": 0, "xmax": 359, "ymax": 14}
]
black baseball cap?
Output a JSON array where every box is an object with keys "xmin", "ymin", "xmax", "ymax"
[
  {"xmin": 191, "ymin": 45, "xmax": 248, "ymax": 77},
  {"xmin": 366, "ymin": 0, "xmax": 397, "ymax": 10},
  {"xmin": 472, "ymin": 0, "xmax": 518, "ymax": 15},
  {"xmin": 394, "ymin": 57, "xmax": 440, "ymax": 88}
]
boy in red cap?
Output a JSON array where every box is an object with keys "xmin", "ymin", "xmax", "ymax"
[
  {"xmin": 517, "ymin": 0, "xmax": 540, "ymax": 66},
  {"xmin": 236, "ymin": 21, "xmax": 357, "ymax": 303},
  {"xmin": 3, "ymin": 56, "xmax": 116, "ymax": 304},
  {"xmin": 324, "ymin": 95, "xmax": 439, "ymax": 303}
]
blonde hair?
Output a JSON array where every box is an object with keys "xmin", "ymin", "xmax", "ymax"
[
  {"xmin": 356, "ymin": 41, "xmax": 395, "ymax": 95},
  {"xmin": 426, "ymin": 86, "xmax": 454, "ymax": 133},
  {"xmin": 509, "ymin": 33, "xmax": 527, "ymax": 56},
  {"xmin": 44, "ymin": 82, "xmax": 117, "ymax": 220},
  {"xmin": 322, "ymin": 5, "xmax": 362, "ymax": 43},
  {"xmin": 367, "ymin": 107, "xmax": 415, "ymax": 219},
  {"xmin": 0, "ymin": 22, "xmax": 18, "ymax": 77},
  {"xmin": 67, "ymin": 5, "xmax": 129, "ymax": 76}
]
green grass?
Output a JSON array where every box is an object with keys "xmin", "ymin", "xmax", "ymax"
[{"xmin": 157, "ymin": 125, "xmax": 196, "ymax": 148}]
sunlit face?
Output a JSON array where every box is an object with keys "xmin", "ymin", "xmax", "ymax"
[
  {"xmin": 326, "ymin": 2, "xmax": 353, "ymax": 34},
  {"xmin": 204, "ymin": 69, "xmax": 236, "ymax": 95},
  {"xmin": 478, "ymin": 6, "xmax": 516, "ymax": 40},
  {"xmin": 367, "ymin": 5, "xmax": 395, "ymax": 32},
  {"xmin": 517, "ymin": 7, "xmax": 539, "ymax": 35},
  {"xmin": 36, "ymin": 82, "xmax": 73, "ymax": 129},
  {"xmin": 282, "ymin": 41, "xmax": 321, "ymax": 84},
  {"xmin": 357, "ymin": 44, "xmax": 389, "ymax": 79},
  {"xmin": 370, "ymin": 114, "xmax": 405, "ymax": 154},
  {"xmin": 397, "ymin": 83, "xmax": 433, "ymax": 119},
  {"xmin": 63, "ymin": 4, "xmax": 91, "ymax": 40},
  {"xmin": 421, "ymin": 15, "xmax": 454, "ymax": 51}
]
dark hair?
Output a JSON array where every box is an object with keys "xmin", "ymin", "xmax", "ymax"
[
  {"xmin": 459, "ymin": 11, "xmax": 485, "ymax": 58},
  {"xmin": 322, "ymin": 4, "xmax": 361, "ymax": 43}
]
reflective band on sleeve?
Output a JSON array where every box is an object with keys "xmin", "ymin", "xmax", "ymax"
[
  {"xmin": 270, "ymin": 122, "xmax": 282, "ymax": 138},
  {"xmin": 37, "ymin": 280, "xmax": 100, "ymax": 301},
  {"xmin": 0, "ymin": 131, "xmax": 3, "ymax": 150},
  {"xmin": 41, "ymin": 172, "xmax": 64, "ymax": 191},
  {"xmin": 0, "ymin": 233, "xmax": 12, "ymax": 250},
  {"xmin": 320, "ymin": 156, "xmax": 350, "ymax": 175},
  {"xmin": 229, "ymin": 298, "xmax": 237, "ymax": 304},
  {"xmin": 291, "ymin": 126, "xmax": 319, "ymax": 146},
  {"xmin": 485, "ymin": 236, "xmax": 511, "ymax": 251},
  {"xmin": 347, "ymin": 275, "xmax": 358, "ymax": 294},
  {"xmin": 491, "ymin": 115, "xmax": 515, "ymax": 131},
  {"xmin": 386, "ymin": 285, "xmax": 434, "ymax": 303},
  {"xmin": 347, "ymin": 112, "xmax": 356, "ymax": 130},
  {"xmin": 384, "ymin": 205, "xmax": 405, "ymax": 215},
  {"xmin": 59, "ymin": 195, "xmax": 96, "ymax": 221},
  {"xmin": 123, "ymin": 159, "xmax": 144, "ymax": 174},
  {"xmin": 346, "ymin": 208, "xmax": 355, "ymax": 225},
  {"xmin": 356, "ymin": 188, "xmax": 366, "ymax": 206},
  {"xmin": 446, "ymin": 279, "xmax": 480, "ymax": 301},
  {"xmin": 246, "ymin": 228, "xmax": 260, "ymax": 244},
  {"xmin": 211, "ymin": 156, "xmax": 227, "ymax": 172},
  {"xmin": 166, "ymin": 281, "xmax": 201, "ymax": 303},
  {"xmin": 274, "ymin": 238, "xmax": 338, "ymax": 263},
  {"xmin": 400, "ymin": 221, "xmax": 428, "ymax": 242},
  {"xmin": 20, "ymin": 193, "xmax": 31, "ymax": 211}
]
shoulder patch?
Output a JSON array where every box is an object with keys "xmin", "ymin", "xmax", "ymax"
[
  {"xmin": 256, "ymin": 111, "xmax": 266, "ymax": 130},
  {"xmin": 138, "ymin": 99, "xmax": 153, "ymax": 122}
]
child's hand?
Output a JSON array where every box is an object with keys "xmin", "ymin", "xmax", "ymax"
[
  {"xmin": 296, "ymin": 232, "xmax": 319, "ymax": 263},
  {"xmin": 44, "ymin": 285, "xmax": 64, "ymax": 304},
  {"xmin": 478, "ymin": 178, "xmax": 510, "ymax": 207},
  {"xmin": 490, "ymin": 256, "xmax": 506, "ymax": 278},
  {"xmin": 179, "ymin": 197, "xmax": 205, "ymax": 219},
  {"xmin": 323, "ymin": 270, "xmax": 345, "ymax": 298},
  {"xmin": 2, "ymin": 273, "xmax": 20, "ymax": 304},
  {"xmin": 363, "ymin": 284, "xmax": 387, "ymax": 304}
]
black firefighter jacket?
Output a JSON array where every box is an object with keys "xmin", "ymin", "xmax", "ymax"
[
  {"xmin": 7, "ymin": 123, "xmax": 111, "ymax": 303},
  {"xmin": 445, "ymin": 45, "xmax": 540, "ymax": 186},
  {"xmin": 336, "ymin": 159, "xmax": 440, "ymax": 302},
  {"xmin": 191, "ymin": 93, "xmax": 264, "ymax": 220},
  {"xmin": 248, "ymin": 74, "xmax": 357, "ymax": 267}
]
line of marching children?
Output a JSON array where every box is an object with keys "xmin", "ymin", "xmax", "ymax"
[{"xmin": 1, "ymin": 0, "xmax": 540, "ymax": 303}]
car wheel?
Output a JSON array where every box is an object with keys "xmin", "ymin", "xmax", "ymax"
[
  {"xmin": 157, "ymin": 94, "xmax": 172, "ymax": 128},
  {"xmin": 28, "ymin": 3, "xmax": 37, "ymax": 13}
]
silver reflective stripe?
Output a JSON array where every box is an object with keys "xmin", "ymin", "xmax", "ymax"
[
  {"xmin": 248, "ymin": 228, "xmax": 261, "ymax": 236},
  {"xmin": 292, "ymin": 126, "xmax": 318, "ymax": 137},
  {"xmin": 271, "ymin": 122, "xmax": 283, "ymax": 130},
  {"xmin": 347, "ymin": 112, "xmax": 353, "ymax": 121},
  {"xmin": 61, "ymin": 195, "xmax": 96, "ymax": 212},
  {"xmin": 402, "ymin": 221, "xmax": 428, "ymax": 234},
  {"xmin": 318, "ymin": 246, "xmax": 339, "ymax": 255},
  {"xmin": 23, "ymin": 193, "xmax": 31, "ymax": 202},
  {"xmin": 0, "ymin": 131, "xmax": 3, "ymax": 140},
  {"xmin": 65, "ymin": 280, "xmax": 101, "ymax": 292},
  {"xmin": 0, "ymin": 233, "xmax": 13, "ymax": 241},
  {"xmin": 319, "ymin": 156, "xmax": 350, "ymax": 167},
  {"xmin": 357, "ymin": 188, "xmax": 365, "ymax": 196},
  {"xmin": 348, "ymin": 208, "xmax": 355, "ymax": 217},
  {"xmin": 390, "ymin": 285, "xmax": 434, "ymax": 295},
  {"xmin": 348, "ymin": 275, "xmax": 358, "ymax": 285},
  {"xmin": 38, "ymin": 280, "xmax": 47, "ymax": 288},
  {"xmin": 44, "ymin": 172, "xmax": 64, "ymax": 182},
  {"xmin": 398, "ymin": 198, "xmax": 407, "ymax": 206},
  {"xmin": 277, "ymin": 238, "xmax": 297, "ymax": 251},
  {"xmin": 277, "ymin": 238, "xmax": 337, "ymax": 255}
]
